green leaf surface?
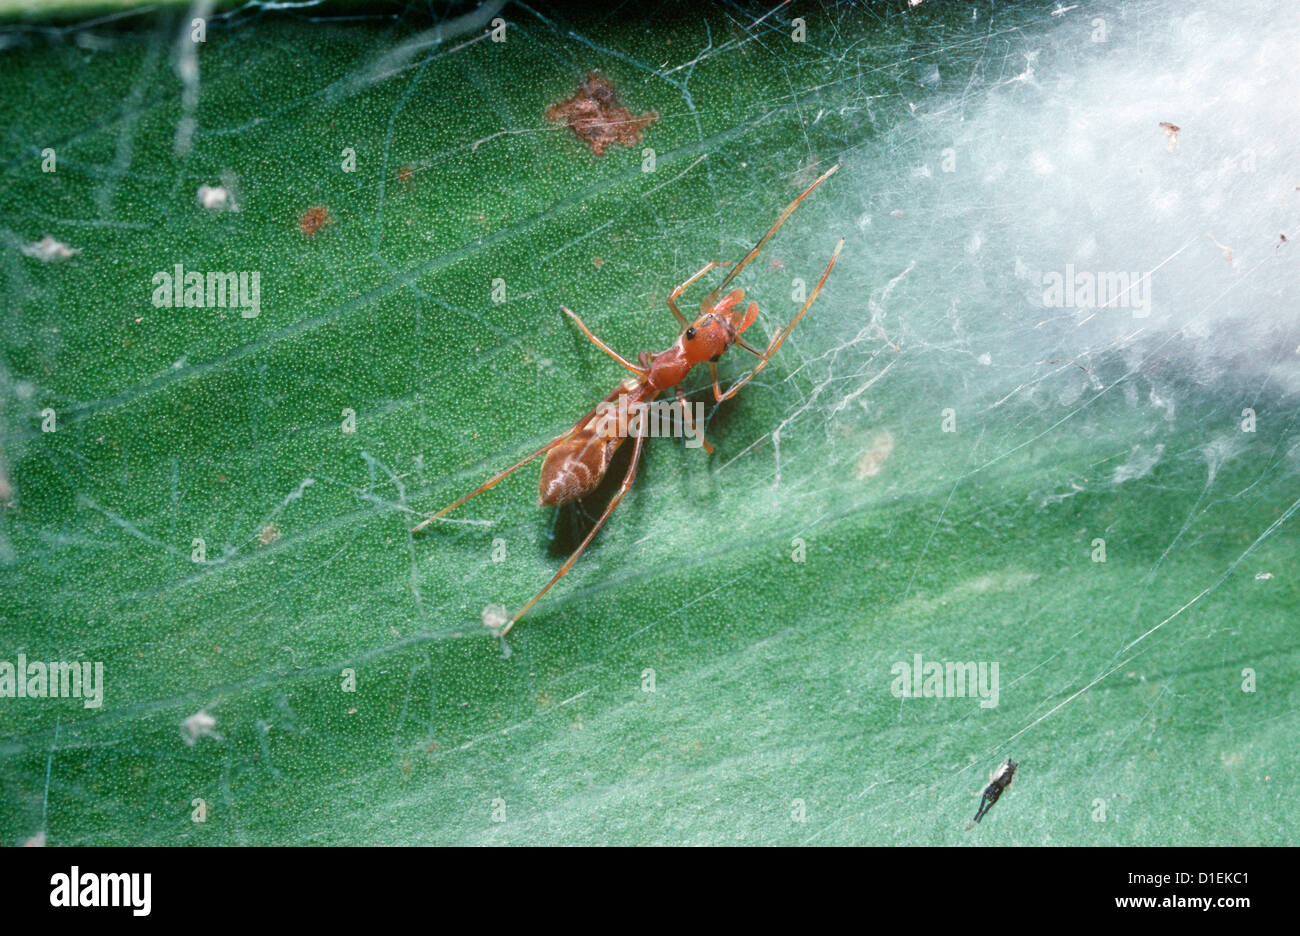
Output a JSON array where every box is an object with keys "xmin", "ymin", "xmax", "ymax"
[{"xmin": 1, "ymin": 2, "xmax": 1296, "ymax": 845}]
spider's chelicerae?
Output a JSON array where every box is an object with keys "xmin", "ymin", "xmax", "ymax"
[{"xmin": 966, "ymin": 758, "xmax": 1018, "ymax": 830}]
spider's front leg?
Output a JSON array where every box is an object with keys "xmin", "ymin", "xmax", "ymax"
[
  {"xmin": 714, "ymin": 238, "xmax": 845, "ymax": 403},
  {"xmin": 667, "ymin": 261, "xmax": 732, "ymax": 327}
]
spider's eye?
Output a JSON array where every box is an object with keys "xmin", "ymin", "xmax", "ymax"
[{"xmin": 685, "ymin": 327, "xmax": 696, "ymax": 340}]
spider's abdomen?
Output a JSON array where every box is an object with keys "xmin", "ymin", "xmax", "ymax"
[
  {"xmin": 539, "ymin": 427, "xmax": 620, "ymax": 506},
  {"xmin": 539, "ymin": 378, "xmax": 656, "ymax": 506}
]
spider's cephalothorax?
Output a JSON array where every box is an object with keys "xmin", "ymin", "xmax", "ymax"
[{"xmin": 645, "ymin": 291, "xmax": 757, "ymax": 392}]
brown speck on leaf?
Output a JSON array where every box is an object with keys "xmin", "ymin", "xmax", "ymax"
[
  {"xmin": 592, "ymin": 256, "xmax": 604, "ymax": 269},
  {"xmin": 1159, "ymin": 121, "xmax": 1180, "ymax": 148},
  {"xmin": 299, "ymin": 206, "xmax": 332, "ymax": 235},
  {"xmin": 545, "ymin": 73, "xmax": 658, "ymax": 156},
  {"xmin": 258, "ymin": 523, "xmax": 281, "ymax": 546},
  {"xmin": 768, "ymin": 257, "xmax": 785, "ymax": 271},
  {"xmin": 397, "ymin": 165, "xmax": 414, "ymax": 185}
]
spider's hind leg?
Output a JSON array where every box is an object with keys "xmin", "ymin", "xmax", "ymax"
[
  {"xmin": 412, "ymin": 431, "xmax": 573, "ymax": 532},
  {"xmin": 501, "ymin": 429, "xmax": 648, "ymax": 635}
]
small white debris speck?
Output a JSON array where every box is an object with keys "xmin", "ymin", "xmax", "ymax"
[
  {"xmin": 181, "ymin": 711, "xmax": 221, "ymax": 746},
  {"xmin": 22, "ymin": 831, "xmax": 46, "ymax": 847},
  {"xmin": 855, "ymin": 431, "xmax": 896, "ymax": 480},
  {"xmin": 1113, "ymin": 443, "xmax": 1164, "ymax": 484},
  {"xmin": 197, "ymin": 184, "xmax": 237, "ymax": 211},
  {"xmin": 1255, "ymin": 572, "xmax": 1273, "ymax": 580},
  {"xmin": 21, "ymin": 236, "xmax": 80, "ymax": 261},
  {"xmin": 482, "ymin": 604, "xmax": 508, "ymax": 636}
]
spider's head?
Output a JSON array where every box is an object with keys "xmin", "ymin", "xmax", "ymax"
[
  {"xmin": 680, "ymin": 313, "xmax": 733, "ymax": 365},
  {"xmin": 681, "ymin": 288, "xmax": 757, "ymax": 365}
]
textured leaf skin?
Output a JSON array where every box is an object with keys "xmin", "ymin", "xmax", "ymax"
[{"xmin": 0, "ymin": 3, "xmax": 1296, "ymax": 846}]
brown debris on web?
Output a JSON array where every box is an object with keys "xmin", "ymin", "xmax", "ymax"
[
  {"xmin": 1206, "ymin": 231, "xmax": 1233, "ymax": 262},
  {"xmin": 545, "ymin": 73, "xmax": 658, "ymax": 156},
  {"xmin": 1159, "ymin": 121, "xmax": 1180, "ymax": 150}
]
